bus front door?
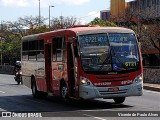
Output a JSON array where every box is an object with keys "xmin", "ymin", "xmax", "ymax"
[
  {"xmin": 45, "ymin": 44, "xmax": 52, "ymax": 92},
  {"xmin": 68, "ymin": 43, "xmax": 76, "ymax": 97}
]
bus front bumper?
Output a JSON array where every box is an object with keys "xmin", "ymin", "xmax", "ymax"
[{"xmin": 79, "ymin": 81, "xmax": 143, "ymax": 100}]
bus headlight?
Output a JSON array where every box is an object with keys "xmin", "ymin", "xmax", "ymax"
[
  {"xmin": 80, "ymin": 76, "xmax": 92, "ymax": 86},
  {"xmin": 134, "ymin": 73, "xmax": 143, "ymax": 83}
]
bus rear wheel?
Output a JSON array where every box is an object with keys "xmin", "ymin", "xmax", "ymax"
[
  {"xmin": 31, "ymin": 78, "xmax": 42, "ymax": 98},
  {"xmin": 31, "ymin": 78, "xmax": 47, "ymax": 99},
  {"xmin": 113, "ymin": 97, "xmax": 125, "ymax": 104}
]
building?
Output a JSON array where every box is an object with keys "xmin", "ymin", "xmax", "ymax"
[
  {"xmin": 100, "ymin": 10, "xmax": 110, "ymax": 20},
  {"xmin": 110, "ymin": 0, "xmax": 160, "ymax": 20},
  {"xmin": 110, "ymin": 0, "xmax": 126, "ymax": 19},
  {"xmin": 127, "ymin": 0, "xmax": 160, "ymax": 19}
]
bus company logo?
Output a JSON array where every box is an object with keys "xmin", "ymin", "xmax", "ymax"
[
  {"xmin": 1, "ymin": 112, "xmax": 42, "ymax": 118},
  {"xmin": 94, "ymin": 82, "xmax": 111, "ymax": 86},
  {"xmin": 121, "ymin": 80, "xmax": 132, "ymax": 85},
  {"xmin": 2, "ymin": 112, "xmax": 12, "ymax": 117}
]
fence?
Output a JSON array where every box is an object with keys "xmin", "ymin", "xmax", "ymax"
[
  {"xmin": 143, "ymin": 66, "xmax": 160, "ymax": 84},
  {"xmin": 0, "ymin": 65, "xmax": 14, "ymax": 75}
]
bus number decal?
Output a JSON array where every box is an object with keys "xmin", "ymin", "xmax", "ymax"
[{"xmin": 125, "ymin": 62, "xmax": 137, "ymax": 67}]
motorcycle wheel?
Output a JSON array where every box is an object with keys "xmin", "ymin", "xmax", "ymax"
[
  {"xmin": 20, "ymin": 76, "xmax": 23, "ymax": 85},
  {"xmin": 17, "ymin": 78, "xmax": 20, "ymax": 85}
]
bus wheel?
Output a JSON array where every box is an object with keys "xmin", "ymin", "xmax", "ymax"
[
  {"xmin": 61, "ymin": 85, "xmax": 68, "ymax": 103},
  {"xmin": 31, "ymin": 78, "xmax": 40, "ymax": 98},
  {"xmin": 41, "ymin": 92, "xmax": 48, "ymax": 99},
  {"xmin": 113, "ymin": 97, "xmax": 125, "ymax": 104}
]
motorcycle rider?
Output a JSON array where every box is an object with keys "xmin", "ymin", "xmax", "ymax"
[
  {"xmin": 14, "ymin": 61, "xmax": 22, "ymax": 84},
  {"xmin": 14, "ymin": 61, "xmax": 21, "ymax": 74}
]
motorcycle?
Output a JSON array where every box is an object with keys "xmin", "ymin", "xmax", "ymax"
[{"xmin": 14, "ymin": 69, "xmax": 23, "ymax": 85}]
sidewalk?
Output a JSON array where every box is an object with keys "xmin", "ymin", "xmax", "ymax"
[{"xmin": 143, "ymin": 83, "xmax": 160, "ymax": 92}]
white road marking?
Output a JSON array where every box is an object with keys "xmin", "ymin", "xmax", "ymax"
[
  {"xmin": 0, "ymin": 91, "xmax": 5, "ymax": 93},
  {"xmin": 83, "ymin": 114, "xmax": 107, "ymax": 120}
]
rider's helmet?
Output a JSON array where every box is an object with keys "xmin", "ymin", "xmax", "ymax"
[{"xmin": 16, "ymin": 61, "xmax": 21, "ymax": 67}]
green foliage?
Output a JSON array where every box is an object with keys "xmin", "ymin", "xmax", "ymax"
[
  {"xmin": 89, "ymin": 17, "xmax": 117, "ymax": 27},
  {"xmin": 0, "ymin": 34, "xmax": 21, "ymax": 65},
  {"xmin": 0, "ymin": 16, "xmax": 117, "ymax": 65}
]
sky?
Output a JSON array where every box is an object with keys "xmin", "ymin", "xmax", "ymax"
[{"xmin": 0, "ymin": 0, "xmax": 133, "ymax": 25}]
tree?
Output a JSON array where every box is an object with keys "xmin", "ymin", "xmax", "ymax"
[
  {"xmin": 142, "ymin": 22, "xmax": 160, "ymax": 52},
  {"xmin": 89, "ymin": 17, "xmax": 117, "ymax": 27},
  {"xmin": 0, "ymin": 16, "xmax": 49, "ymax": 65},
  {"xmin": 0, "ymin": 25, "xmax": 22, "ymax": 65},
  {"xmin": 119, "ymin": 5, "xmax": 160, "ymax": 66},
  {"xmin": 11, "ymin": 16, "xmax": 48, "ymax": 35},
  {"xmin": 114, "ymin": 6, "xmax": 160, "ymax": 54},
  {"xmin": 50, "ymin": 16, "xmax": 78, "ymax": 30},
  {"xmin": 0, "ymin": 16, "xmax": 80, "ymax": 64}
]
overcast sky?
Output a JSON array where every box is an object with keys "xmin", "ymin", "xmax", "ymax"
[{"xmin": 0, "ymin": 0, "xmax": 133, "ymax": 24}]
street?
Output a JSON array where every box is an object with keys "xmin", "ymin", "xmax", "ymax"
[{"xmin": 0, "ymin": 74, "xmax": 159, "ymax": 120}]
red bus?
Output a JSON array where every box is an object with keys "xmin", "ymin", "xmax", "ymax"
[{"xmin": 21, "ymin": 26, "xmax": 143, "ymax": 104}]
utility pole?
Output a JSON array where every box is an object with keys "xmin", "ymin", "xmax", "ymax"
[
  {"xmin": 49, "ymin": 6, "xmax": 54, "ymax": 29},
  {"xmin": 39, "ymin": 0, "xmax": 41, "ymax": 27}
]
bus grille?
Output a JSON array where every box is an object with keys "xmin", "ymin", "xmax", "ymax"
[
  {"xmin": 96, "ymin": 75, "xmax": 129, "ymax": 82},
  {"xmin": 99, "ymin": 89, "xmax": 127, "ymax": 95}
]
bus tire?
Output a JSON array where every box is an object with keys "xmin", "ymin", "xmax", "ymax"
[
  {"xmin": 31, "ymin": 78, "xmax": 40, "ymax": 98},
  {"xmin": 113, "ymin": 97, "xmax": 125, "ymax": 104},
  {"xmin": 41, "ymin": 92, "xmax": 48, "ymax": 99},
  {"xmin": 61, "ymin": 85, "xmax": 69, "ymax": 103}
]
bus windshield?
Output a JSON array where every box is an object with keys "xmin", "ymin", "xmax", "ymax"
[{"xmin": 78, "ymin": 33, "xmax": 140, "ymax": 73}]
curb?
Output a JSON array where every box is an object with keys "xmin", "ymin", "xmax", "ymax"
[{"xmin": 143, "ymin": 86, "xmax": 160, "ymax": 92}]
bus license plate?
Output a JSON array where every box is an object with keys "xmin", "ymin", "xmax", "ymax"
[{"xmin": 108, "ymin": 87, "xmax": 119, "ymax": 92}]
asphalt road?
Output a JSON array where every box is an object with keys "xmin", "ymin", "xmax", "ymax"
[{"xmin": 0, "ymin": 74, "xmax": 159, "ymax": 120}]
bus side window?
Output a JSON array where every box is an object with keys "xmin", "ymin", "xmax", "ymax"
[
  {"xmin": 37, "ymin": 51, "xmax": 44, "ymax": 61},
  {"xmin": 22, "ymin": 39, "xmax": 44, "ymax": 61},
  {"xmin": 28, "ymin": 40, "xmax": 37, "ymax": 61},
  {"xmin": 37, "ymin": 40, "xmax": 44, "ymax": 61},
  {"xmin": 22, "ymin": 41, "xmax": 29, "ymax": 60},
  {"xmin": 52, "ymin": 37, "xmax": 65, "ymax": 62}
]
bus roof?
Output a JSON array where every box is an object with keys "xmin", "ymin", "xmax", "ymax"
[
  {"xmin": 67, "ymin": 26, "xmax": 135, "ymax": 35},
  {"xmin": 22, "ymin": 26, "xmax": 135, "ymax": 41},
  {"xmin": 68, "ymin": 26, "xmax": 134, "ymax": 33}
]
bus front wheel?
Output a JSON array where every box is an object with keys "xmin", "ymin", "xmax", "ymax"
[
  {"xmin": 113, "ymin": 97, "xmax": 125, "ymax": 104},
  {"xmin": 61, "ymin": 85, "xmax": 69, "ymax": 103}
]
